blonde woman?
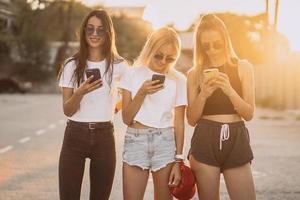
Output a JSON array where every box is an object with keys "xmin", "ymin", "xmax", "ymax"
[
  {"xmin": 187, "ymin": 14, "xmax": 256, "ymax": 200},
  {"xmin": 119, "ymin": 27, "xmax": 187, "ymax": 200}
]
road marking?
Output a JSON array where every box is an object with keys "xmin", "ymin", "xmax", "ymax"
[
  {"xmin": 48, "ymin": 124, "xmax": 56, "ymax": 130},
  {"xmin": 19, "ymin": 137, "xmax": 31, "ymax": 144},
  {"xmin": 252, "ymin": 170, "xmax": 266, "ymax": 178},
  {"xmin": 0, "ymin": 145, "xmax": 13, "ymax": 154},
  {"xmin": 36, "ymin": 129, "xmax": 46, "ymax": 136}
]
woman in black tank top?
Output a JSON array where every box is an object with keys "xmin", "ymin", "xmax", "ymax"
[{"xmin": 187, "ymin": 14, "xmax": 256, "ymax": 200}]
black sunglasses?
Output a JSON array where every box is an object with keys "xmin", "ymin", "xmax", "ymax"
[
  {"xmin": 85, "ymin": 26, "xmax": 107, "ymax": 37},
  {"xmin": 153, "ymin": 54, "xmax": 176, "ymax": 64},
  {"xmin": 201, "ymin": 41, "xmax": 224, "ymax": 51}
]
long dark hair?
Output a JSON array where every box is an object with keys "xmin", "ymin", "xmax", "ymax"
[{"xmin": 58, "ymin": 9, "xmax": 120, "ymax": 87}]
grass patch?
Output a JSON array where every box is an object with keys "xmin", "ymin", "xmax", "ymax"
[{"xmin": 259, "ymin": 115, "xmax": 270, "ymax": 120}]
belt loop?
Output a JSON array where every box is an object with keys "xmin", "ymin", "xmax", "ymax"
[{"xmin": 89, "ymin": 122, "xmax": 96, "ymax": 130}]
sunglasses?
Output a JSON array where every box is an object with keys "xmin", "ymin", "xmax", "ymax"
[
  {"xmin": 201, "ymin": 41, "xmax": 224, "ymax": 51},
  {"xmin": 85, "ymin": 26, "xmax": 107, "ymax": 37},
  {"xmin": 153, "ymin": 54, "xmax": 176, "ymax": 64}
]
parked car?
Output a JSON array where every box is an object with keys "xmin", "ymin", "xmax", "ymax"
[{"xmin": 0, "ymin": 78, "xmax": 30, "ymax": 93}]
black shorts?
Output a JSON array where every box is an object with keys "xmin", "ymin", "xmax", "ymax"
[{"xmin": 189, "ymin": 119, "xmax": 253, "ymax": 172}]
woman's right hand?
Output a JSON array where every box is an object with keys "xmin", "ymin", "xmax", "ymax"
[
  {"xmin": 138, "ymin": 80, "xmax": 164, "ymax": 96},
  {"xmin": 75, "ymin": 75, "xmax": 103, "ymax": 96},
  {"xmin": 199, "ymin": 77, "xmax": 218, "ymax": 99}
]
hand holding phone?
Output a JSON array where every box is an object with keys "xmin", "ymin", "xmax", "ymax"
[
  {"xmin": 151, "ymin": 74, "xmax": 165, "ymax": 85},
  {"xmin": 203, "ymin": 68, "xmax": 219, "ymax": 79},
  {"xmin": 138, "ymin": 74, "xmax": 165, "ymax": 96},
  {"xmin": 85, "ymin": 68, "xmax": 102, "ymax": 84}
]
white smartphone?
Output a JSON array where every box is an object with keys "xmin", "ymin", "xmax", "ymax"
[{"xmin": 203, "ymin": 68, "xmax": 219, "ymax": 79}]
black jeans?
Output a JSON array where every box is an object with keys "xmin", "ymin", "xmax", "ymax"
[{"xmin": 59, "ymin": 121, "xmax": 116, "ymax": 200}]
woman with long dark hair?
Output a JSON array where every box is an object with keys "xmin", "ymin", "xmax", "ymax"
[{"xmin": 57, "ymin": 9, "xmax": 127, "ymax": 200}]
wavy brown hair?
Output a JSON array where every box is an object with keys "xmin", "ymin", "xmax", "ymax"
[{"xmin": 58, "ymin": 9, "xmax": 120, "ymax": 87}]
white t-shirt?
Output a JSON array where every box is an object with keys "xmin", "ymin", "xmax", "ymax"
[
  {"xmin": 58, "ymin": 58, "xmax": 128, "ymax": 122},
  {"xmin": 119, "ymin": 66, "xmax": 187, "ymax": 128}
]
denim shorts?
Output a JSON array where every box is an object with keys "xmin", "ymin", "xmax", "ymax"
[{"xmin": 122, "ymin": 127, "xmax": 176, "ymax": 172}]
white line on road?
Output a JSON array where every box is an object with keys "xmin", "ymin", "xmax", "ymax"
[
  {"xmin": 0, "ymin": 145, "xmax": 13, "ymax": 154},
  {"xmin": 252, "ymin": 170, "xmax": 266, "ymax": 178},
  {"xmin": 19, "ymin": 137, "xmax": 31, "ymax": 144},
  {"xmin": 48, "ymin": 124, "xmax": 56, "ymax": 130},
  {"xmin": 36, "ymin": 129, "xmax": 46, "ymax": 136}
]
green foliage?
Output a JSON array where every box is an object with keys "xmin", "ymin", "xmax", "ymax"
[
  {"xmin": 217, "ymin": 13, "xmax": 289, "ymax": 64},
  {"xmin": 189, "ymin": 13, "xmax": 290, "ymax": 64},
  {"xmin": 112, "ymin": 16, "xmax": 152, "ymax": 62},
  {"xmin": 38, "ymin": 1, "xmax": 91, "ymax": 41},
  {"xmin": 10, "ymin": 0, "xmax": 50, "ymax": 81},
  {"xmin": 0, "ymin": 32, "xmax": 12, "ymax": 63}
]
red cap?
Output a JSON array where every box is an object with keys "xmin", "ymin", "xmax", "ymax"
[{"xmin": 169, "ymin": 163, "xmax": 196, "ymax": 200}]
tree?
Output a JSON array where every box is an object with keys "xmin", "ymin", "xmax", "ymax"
[
  {"xmin": 112, "ymin": 15, "xmax": 152, "ymax": 62},
  {"xmin": 10, "ymin": 0, "xmax": 50, "ymax": 81}
]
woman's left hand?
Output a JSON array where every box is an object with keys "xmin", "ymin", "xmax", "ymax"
[
  {"xmin": 168, "ymin": 163, "xmax": 181, "ymax": 187},
  {"xmin": 215, "ymin": 72, "xmax": 234, "ymax": 96}
]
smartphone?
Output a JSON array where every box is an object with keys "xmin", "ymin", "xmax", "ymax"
[
  {"xmin": 203, "ymin": 68, "xmax": 219, "ymax": 79},
  {"xmin": 85, "ymin": 68, "xmax": 101, "ymax": 83},
  {"xmin": 152, "ymin": 74, "xmax": 165, "ymax": 85}
]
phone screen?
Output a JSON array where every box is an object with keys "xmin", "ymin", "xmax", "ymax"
[
  {"xmin": 203, "ymin": 68, "xmax": 219, "ymax": 79},
  {"xmin": 85, "ymin": 68, "xmax": 101, "ymax": 83},
  {"xmin": 152, "ymin": 74, "xmax": 165, "ymax": 85}
]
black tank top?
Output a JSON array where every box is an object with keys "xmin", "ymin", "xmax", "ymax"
[{"xmin": 202, "ymin": 63, "xmax": 242, "ymax": 115}]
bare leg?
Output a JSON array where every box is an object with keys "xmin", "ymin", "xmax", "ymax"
[
  {"xmin": 123, "ymin": 163, "xmax": 149, "ymax": 200},
  {"xmin": 152, "ymin": 163, "xmax": 173, "ymax": 200},
  {"xmin": 223, "ymin": 163, "xmax": 256, "ymax": 200},
  {"xmin": 189, "ymin": 155, "xmax": 221, "ymax": 200}
]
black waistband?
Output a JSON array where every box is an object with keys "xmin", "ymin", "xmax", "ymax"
[
  {"xmin": 197, "ymin": 119, "xmax": 244, "ymax": 127},
  {"xmin": 67, "ymin": 120, "xmax": 113, "ymax": 130}
]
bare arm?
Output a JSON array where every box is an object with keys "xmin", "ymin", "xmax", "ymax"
[
  {"xmin": 62, "ymin": 76, "xmax": 102, "ymax": 117},
  {"xmin": 121, "ymin": 89, "xmax": 146, "ymax": 125},
  {"xmin": 121, "ymin": 80, "xmax": 163, "ymax": 126},
  {"xmin": 228, "ymin": 62, "xmax": 255, "ymax": 121},
  {"xmin": 168, "ymin": 105, "xmax": 186, "ymax": 187},
  {"xmin": 186, "ymin": 70, "xmax": 218, "ymax": 126},
  {"xmin": 215, "ymin": 62, "xmax": 255, "ymax": 121},
  {"xmin": 173, "ymin": 105, "xmax": 185, "ymax": 155}
]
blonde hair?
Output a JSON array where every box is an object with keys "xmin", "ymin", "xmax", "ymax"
[
  {"xmin": 193, "ymin": 14, "xmax": 239, "ymax": 88},
  {"xmin": 135, "ymin": 27, "xmax": 182, "ymax": 79}
]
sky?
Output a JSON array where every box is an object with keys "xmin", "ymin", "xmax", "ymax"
[{"xmin": 82, "ymin": 0, "xmax": 300, "ymax": 51}]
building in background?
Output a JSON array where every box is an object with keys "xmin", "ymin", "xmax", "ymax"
[{"xmin": 0, "ymin": 0, "xmax": 13, "ymax": 32}]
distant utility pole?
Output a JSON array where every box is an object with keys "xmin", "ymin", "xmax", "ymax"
[
  {"xmin": 274, "ymin": 0, "xmax": 279, "ymax": 30},
  {"xmin": 265, "ymin": 0, "xmax": 269, "ymax": 25},
  {"xmin": 266, "ymin": 0, "xmax": 279, "ymax": 30}
]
